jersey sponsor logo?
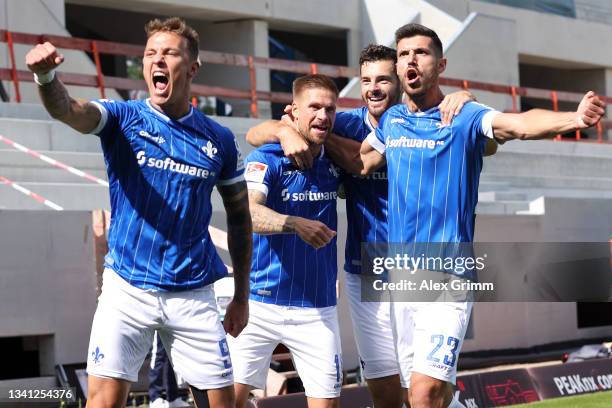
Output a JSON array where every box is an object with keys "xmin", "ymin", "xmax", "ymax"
[
  {"xmin": 136, "ymin": 151, "xmax": 213, "ymax": 179},
  {"xmin": 257, "ymin": 289, "xmax": 272, "ymax": 296},
  {"xmin": 387, "ymin": 136, "xmax": 443, "ymax": 150},
  {"xmin": 391, "ymin": 118, "xmax": 405, "ymax": 124},
  {"xmin": 281, "ymin": 188, "xmax": 338, "ymax": 202},
  {"xmin": 202, "ymin": 140, "xmax": 218, "ymax": 158},
  {"xmin": 245, "ymin": 162, "xmax": 268, "ymax": 183},
  {"xmin": 138, "ymin": 130, "xmax": 166, "ymax": 144}
]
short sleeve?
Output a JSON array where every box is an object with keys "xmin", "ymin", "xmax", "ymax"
[
  {"xmin": 366, "ymin": 110, "xmax": 390, "ymax": 155},
  {"xmin": 217, "ymin": 129, "xmax": 246, "ymax": 186},
  {"xmin": 244, "ymin": 150, "xmax": 276, "ymax": 197},
  {"xmin": 466, "ymin": 102, "xmax": 501, "ymax": 140},
  {"xmin": 89, "ymin": 99, "xmax": 129, "ymax": 137}
]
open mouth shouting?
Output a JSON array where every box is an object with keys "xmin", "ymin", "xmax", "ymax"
[
  {"xmin": 406, "ymin": 67, "xmax": 420, "ymax": 85},
  {"xmin": 152, "ymin": 71, "xmax": 170, "ymax": 96},
  {"xmin": 311, "ymin": 122, "xmax": 330, "ymax": 138}
]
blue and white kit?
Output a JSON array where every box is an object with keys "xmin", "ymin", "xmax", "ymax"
[
  {"xmin": 229, "ymin": 143, "xmax": 343, "ymax": 398},
  {"xmin": 86, "ymin": 99, "xmax": 243, "ymax": 388},
  {"xmin": 367, "ymin": 101, "xmax": 499, "ymax": 385},
  {"xmin": 333, "ymin": 108, "xmax": 399, "ymax": 380}
]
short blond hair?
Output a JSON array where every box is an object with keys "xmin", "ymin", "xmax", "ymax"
[
  {"xmin": 145, "ymin": 17, "xmax": 199, "ymax": 62},
  {"xmin": 292, "ymin": 74, "xmax": 339, "ymax": 98}
]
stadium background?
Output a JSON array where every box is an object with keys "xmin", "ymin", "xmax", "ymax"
[{"xmin": 0, "ymin": 0, "xmax": 611, "ymax": 406}]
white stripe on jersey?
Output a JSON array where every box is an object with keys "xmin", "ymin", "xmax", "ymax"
[
  {"xmin": 366, "ymin": 131, "xmax": 386, "ymax": 154},
  {"xmin": 90, "ymin": 101, "xmax": 109, "ymax": 135}
]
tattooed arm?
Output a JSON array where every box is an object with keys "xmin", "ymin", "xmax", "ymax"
[
  {"xmin": 248, "ymin": 190, "xmax": 336, "ymax": 249},
  {"xmin": 217, "ymin": 181, "xmax": 253, "ymax": 337},
  {"xmin": 25, "ymin": 41, "xmax": 101, "ymax": 134}
]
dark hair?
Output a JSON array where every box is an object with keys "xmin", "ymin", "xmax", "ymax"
[
  {"xmin": 394, "ymin": 23, "xmax": 443, "ymax": 58},
  {"xmin": 145, "ymin": 17, "xmax": 200, "ymax": 62},
  {"xmin": 292, "ymin": 74, "xmax": 339, "ymax": 98},
  {"xmin": 359, "ymin": 44, "xmax": 397, "ymax": 66}
]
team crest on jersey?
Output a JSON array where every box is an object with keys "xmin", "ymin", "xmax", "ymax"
[
  {"xmin": 245, "ymin": 162, "xmax": 268, "ymax": 183},
  {"xmin": 328, "ymin": 164, "xmax": 340, "ymax": 178},
  {"xmin": 202, "ymin": 141, "xmax": 218, "ymax": 158}
]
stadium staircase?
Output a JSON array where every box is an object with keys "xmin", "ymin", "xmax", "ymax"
[{"xmin": 2, "ymin": 101, "xmax": 612, "ymax": 214}]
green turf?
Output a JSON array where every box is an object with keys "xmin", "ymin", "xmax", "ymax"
[{"xmin": 512, "ymin": 390, "xmax": 612, "ymax": 407}]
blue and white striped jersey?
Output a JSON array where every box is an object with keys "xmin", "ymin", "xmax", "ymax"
[
  {"xmin": 245, "ymin": 144, "xmax": 340, "ymax": 308},
  {"xmin": 333, "ymin": 108, "xmax": 388, "ymax": 274},
  {"xmin": 92, "ymin": 98, "xmax": 244, "ymax": 291},
  {"xmin": 367, "ymin": 102, "xmax": 499, "ymax": 278}
]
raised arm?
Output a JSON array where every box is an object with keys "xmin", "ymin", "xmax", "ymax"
[
  {"xmin": 492, "ymin": 91, "xmax": 605, "ymax": 142},
  {"xmin": 248, "ymin": 190, "xmax": 336, "ymax": 249},
  {"xmin": 324, "ymin": 134, "xmax": 366, "ymax": 175},
  {"xmin": 25, "ymin": 42, "xmax": 101, "ymax": 134},
  {"xmin": 217, "ymin": 181, "xmax": 252, "ymax": 337},
  {"xmin": 246, "ymin": 119, "xmax": 313, "ymax": 169}
]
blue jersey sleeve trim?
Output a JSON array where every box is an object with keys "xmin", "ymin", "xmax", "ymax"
[
  {"xmin": 366, "ymin": 131, "xmax": 386, "ymax": 154},
  {"xmin": 90, "ymin": 101, "xmax": 108, "ymax": 135}
]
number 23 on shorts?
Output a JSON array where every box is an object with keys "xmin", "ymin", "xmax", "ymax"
[{"xmin": 427, "ymin": 334, "xmax": 460, "ymax": 367}]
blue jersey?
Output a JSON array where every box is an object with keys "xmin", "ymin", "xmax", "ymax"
[
  {"xmin": 333, "ymin": 108, "xmax": 388, "ymax": 274},
  {"xmin": 368, "ymin": 102, "xmax": 498, "ymax": 277},
  {"xmin": 92, "ymin": 98, "xmax": 244, "ymax": 291},
  {"xmin": 244, "ymin": 144, "xmax": 340, "ymax": 307}
]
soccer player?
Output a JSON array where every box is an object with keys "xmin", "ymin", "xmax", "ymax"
[
  {"xmin": 25, "ymin": 17, "xmax": 252, "ymax": 408},
  {"xmin": 245, "ymin": 45, "xmax": 486, "ymax": 408},
  {"xmin": 360, "ymin": 23, "xmax": 606, "ymax": 408},
  {"xmin": 229, "ymin": 74, "xmax": 342, "ymax": 408}
]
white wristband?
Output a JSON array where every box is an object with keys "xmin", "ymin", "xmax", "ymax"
[{"xmin": 33, "ymin": 70, "xmax": 56, "ymax": 86}]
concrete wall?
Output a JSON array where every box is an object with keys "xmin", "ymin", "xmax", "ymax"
[
  {"xmin": 0, "ymin": 0, "xmax": 121, "ymax": 104},
  {"xmin": 443, "ymin": 13, "xmax": 518, "ymax": 112},
  {"xmin": 66, "ymin": 0, "xmax": 361, "ymax": 32},
  {"xmin": 0, "ymin": 211, "xmax": 97, "ymax": 372},
  {"xmin": 465, "ymin": 197, "xmax": 612, "ymax": 352},
  {"xmin": 198, "ymin": 20, "xmax": 271, "ymax": 117}
]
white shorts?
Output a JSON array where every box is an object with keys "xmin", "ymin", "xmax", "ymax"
[
  {"xmin": 391, "ymin": 301, "xmax": 472, "ymax": 388},
  {"xmin": 227, "ymin": 300, "xmax": 342, "ymax": 398},
  {"xmin": 344, "ymin": 272, "xmax": 399, "ymax": 379},
  {"xmin": 86, "ymin": 269, "xmax": 233, "ymax": 390}
]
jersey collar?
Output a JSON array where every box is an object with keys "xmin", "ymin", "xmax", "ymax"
[
  {"xmin": 405, "ymin": 104, "xmax": 440, "ymax": 116},
  {"xmin": 364, "ymin": 111, "xmax": 375, "ymax": 131},
  {"xmin": 146, "ymin": 99, "xmax": 194, "ymax": 123}
]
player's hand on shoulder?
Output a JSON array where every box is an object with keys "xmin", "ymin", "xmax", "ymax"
[
  {"xmin": 291, "ymin": 217, "xmax": 336, "ymax": 249},
  {"xmin": 25, "ymin": 42, "xmax": 64, "ymax": 75},
  {"xmin": 223, "ymin": 298, "xmax": 248, "ymax": 337},
  {"xmin": 439, "ymin": 90, "xmax": 476, "ymax": 125},
  {"xmin": 576, "ymin": 91, "xmax": 606, "ymax": 129}
]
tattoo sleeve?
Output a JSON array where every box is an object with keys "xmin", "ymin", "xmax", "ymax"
[
  {"xmin": 38, "ymin": 77, "xmax": 101, "ymax": 134},
  {"xmin": 248, "ymin": 190, "xmax": 294, "ymax": 234},
  {"xmin": 217, "ymin": 181, "xmax": 252, "ymax": 303}
]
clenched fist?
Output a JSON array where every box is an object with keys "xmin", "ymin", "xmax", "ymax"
[
  {"xmin": 576, "ymin": 91, "xmax": 606, "ymax": 129},
  {"xmin": 25, "ymin": 42, "xmax": 64, "ymax": 75}
]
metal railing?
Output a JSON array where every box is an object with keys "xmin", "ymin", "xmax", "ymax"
[{"xmin": 1, "ymin": 29, "xmax": 610, "ymax": 141}]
